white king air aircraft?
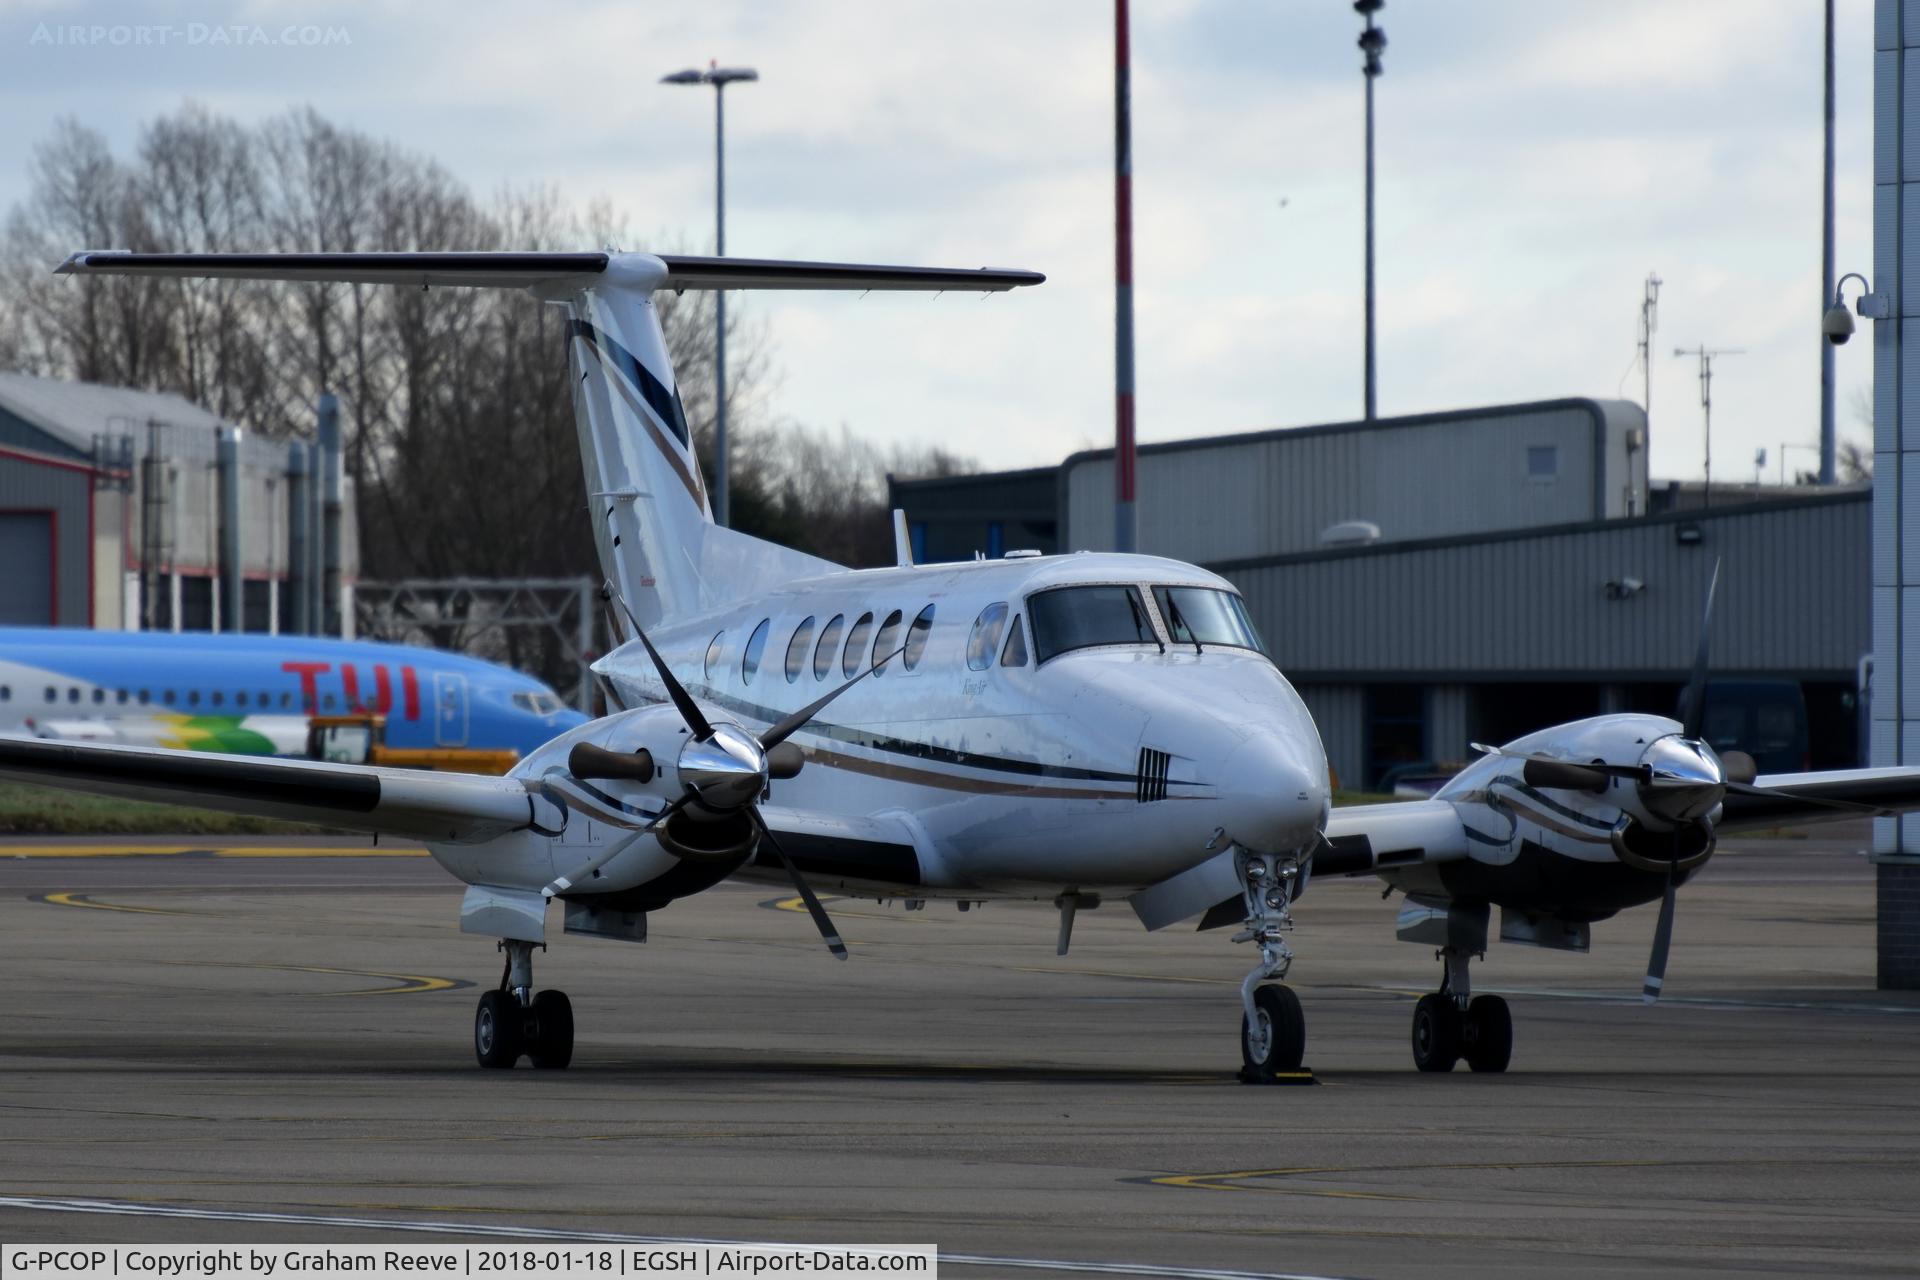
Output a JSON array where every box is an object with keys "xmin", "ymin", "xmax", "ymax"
[{"xmin": 13, "ymin": 248, "xmax": 1920, "ymax": 1081}]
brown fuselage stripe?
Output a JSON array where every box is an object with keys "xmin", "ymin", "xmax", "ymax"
[{"xmin": 803, "ymin": 743, "xmax": 1193, "ymax": 800}]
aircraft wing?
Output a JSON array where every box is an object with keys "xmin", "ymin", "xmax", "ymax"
[
  {"xmin": 1717, "ymin": 766, "xmax": 1920, "ymax": 833},
  {"xmin": 1128, "ymin": 799, "xmax": 1468, "ymax": 931},
  {"xmin": 0, "ymin": 736, "xmax": 535, "ymax": 843}
]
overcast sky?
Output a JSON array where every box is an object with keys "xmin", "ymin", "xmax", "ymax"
[{"xmin": 0, "ymin": 0, "xmax": 1877, "ymax": 486}]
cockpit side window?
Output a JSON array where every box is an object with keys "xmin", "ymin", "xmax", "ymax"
[
  {"xmin": 704, "ymin": 631, "xmax": 726, "ymax": 682},
  {"xmin": 1027, "ymin": 585, "xmax": 1158, "ymax": 664},
  {"xmin": 1152, "ymin": 586, "xmax": 1267, "ymax": 654},
  {"xmin": 1000, "ymin": 613, "xmax": 1029, "ymax": 667},
  {"xmin": 966, "ymin": 603, "xmax": 1009, "ymax": 671}
]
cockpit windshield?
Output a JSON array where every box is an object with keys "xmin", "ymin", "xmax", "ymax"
[
  {"xmin": 1028, "ymin": 585, "xmax": 1158, "ymax": 663},
  {"xmin": 512, "ymin": 690, "xmax": 567, "ymax": 715},
  {"xmin": 1153, "ymin": 586, "xmax": 1266, "ymax": 654}
]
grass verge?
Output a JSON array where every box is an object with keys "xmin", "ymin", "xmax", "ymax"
[{"xmin": 0, "ymin": 781, "xmax": 333, "ymax": 836}]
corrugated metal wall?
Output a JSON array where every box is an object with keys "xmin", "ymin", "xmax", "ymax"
[
  {"xmin": 0, "ymin": 456, "xmax": 94, "ymax": 626},
  {"xmin": 1064, "ymin": 400, "xmax": 1641, "ymax": 562},
  {"xmin": 1225, "ymin": 494, "xmax": 1868, "ymax": 680},
  {"xmin": 1296, "ymin": 683, "xmax": 1364, "ymax": 790}
]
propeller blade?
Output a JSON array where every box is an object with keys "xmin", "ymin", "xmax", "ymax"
[
  {"xmin": 1722, "ymin": 779, "xmax": 1891, "ymax": 816},
  {"xmin": 1642, "ymin": 867, "xmax": 1678, "ymax": 1004},
  {"xmin": 1679, "ymin": 558, "xmax": 1722, "ymax": 740},
  {"xmin": 629, "ymin": 617, "xmax": 716, "ymax": 742},
  {"xmin": 747, "ymin": 807, "xmax": 847, "ymax": 960},
  {"xmin": 760, "ymin": 646, "xmax": 906, "ymax": 750},
  {"xmin": 1719, "ymin": 749, "xmax": 1758, "ymax": 786},
  {"xmin": 642, "ymin": 789, "xmax": 701, "ymax": 833},
  {"xmin": 543, "ymin": 830, "xmax": 645, "ymax": 899}
]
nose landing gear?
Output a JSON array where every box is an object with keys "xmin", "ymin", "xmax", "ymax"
[
  {"xmin": 1232, "ymin": 846, "xmax": 1311, "ymax": 1081},
  {"xmin": 475, "ymin": 939, "xmax": 575, "ymax": 1069},
  {"xmin": 1411, "ymin": 946, "xmax": 1511, "ymax": 1073}
]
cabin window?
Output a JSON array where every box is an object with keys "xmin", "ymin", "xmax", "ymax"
[
  {"xmin": 212, "ymin": 691, "xmax": 224, "ymax": 707},
  {"xmin": 785, "ymin": 616, "xmax": 817, "ymax": 684},
  {"xmin": 903, "ymin": 605, "xmax": 936, "ymax": 672},
  {"xmin": 68, "ymin": 687, "xmax": 80, "ymax": 703},
  {"xmin": 1027, "ymin": 585, "xmax": 1158, "ymax": 664},
  {"xmin": 278, "ymin": 692, "xmax": 290, "ymax": 709},
  {"xmin": 742, "ymin": 619, "xmax": 771, "ymax": 684},
  {"xmin": 967, "ymin": 603, "xmax": 1009, "ymax": 671},
  {"xmin": 815, "ymin": 614, "xmax": 846, "ymax": 680},
  {"xmin": 138, "ymin": 689, "xmax": 150, "ymax": 705},
  {"xmin": 187, "ymin": 691, "xmax": 200, "ymax": 706},
  {"xmin": 842, "ymin": 612, "xmax": 875, "ymax": 678},
  {"xmin": 92, "ymin": 688, "xmax": 105, "ymax": 704},
  {"xmin": 323, "ymin": 694, "xmax": 337, "ymax": 710},
  {"xmin": 704, "ymin": 631, "xmax": 725, "ymax": 682},
  {"xmin": 43, "ymin": 686, "xmax": 54, "ymax": 703},
  {"xmin": 236, "ymin": 691, "xmax": 248, "ymax": 707},
  {"xmin": 871, "ymin": 610, "xmax": 904, "ymax": 675},
  {"xmin": 0, "ymin": 685, "xmax": 8, "ymax": 702},
  {"xmin": 1001, "ymin": 614, "xmax": 1029, "ymax": 667},
  {"xmin": 162, "ymin": 690, "xmax": 176, "ymax": 706},
  {"xmin": 1152, "ymin": 586, "xmax": 1267, "ymax": 654},
  {"xmin": 116, "ymin": 689, "xmax": 129, "ymax": 704}
]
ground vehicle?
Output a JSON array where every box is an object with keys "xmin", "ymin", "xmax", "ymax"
[{"xmin": 306, "ymin": 715, "xmax": 519, "ymax": 774}]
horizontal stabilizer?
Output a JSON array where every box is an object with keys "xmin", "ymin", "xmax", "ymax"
[
  {"xmin": 656, "ymin": 255, "xmax": 1043, "ymax": 291},
  {"xmin": 55, "ymin": 251, "xmax": 1044, "ymax": 294},
  {"xmin": 0, "ymin": 736, "xmax": 534, "ymax": 843},
  {"xmin": 55, "ymin": 250, "xmax": 610, "ymax": 289}
]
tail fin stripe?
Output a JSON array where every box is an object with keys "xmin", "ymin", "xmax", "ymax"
[{"xmin": 570, "ymin": 322, "xmax": 706, "ymax": 508}]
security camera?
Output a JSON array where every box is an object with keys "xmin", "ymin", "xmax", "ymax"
[{"xmin": 1823, "ymin": 304, "xmax": 1855, "ymax": 345}]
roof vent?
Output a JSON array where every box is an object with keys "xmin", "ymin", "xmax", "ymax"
[
  {"xmin": 1320, "ymin": 520, "xmax": 1381, "ymax": 547},
  {"xmin": 1003, "ymin": 549, "xmax": 1044, "ymax": 559}
]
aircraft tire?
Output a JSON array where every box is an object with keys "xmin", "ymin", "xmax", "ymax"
[
  {"xmin": 529, "ymin": 990, "xmax": 575, "ymax": 1070},
  {"xmin": 474, "ymin": 990, "xmax": 522, "ymax": 1069},
  {"xmin": 1462, "ymin": 995, "xmax": 1513, "ymax": 1074},
  {"xmin": 1240, "ymin": 983, "xmax": 1306, "ymax": 1077},
  {"xmin": 1411, "ymin": 994, "xmax": 1459, "ymax": 1073}
]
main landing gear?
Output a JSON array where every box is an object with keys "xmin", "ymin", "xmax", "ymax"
[
  {"xmin": 1233, "ymin": 847, "xmax": 1309, "ymax": 1081},
  {"xmin": 475, "ymin": 940, "xmax": 574, "ymax": 1070},
  {"xmin": 1410, "ymin": 946, "xmax": 1511, "ymax": 1074}
]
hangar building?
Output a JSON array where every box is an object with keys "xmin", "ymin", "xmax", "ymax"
[
  {"xmin": 891, "ymin": 399, "xmax": 1867, "ymax": 791},
  {"xmin": 0, "ymin": 373, "xmax": 357, "ymax": 633}
]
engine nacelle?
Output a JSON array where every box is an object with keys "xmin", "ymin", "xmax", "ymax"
[
  {"xmin": 1609, "ymin": 815, "xmax": 1715, "ymax": 874},
  {"xmin": 653, "ymin": 808, "xmax": 759, "ymax": 863}
]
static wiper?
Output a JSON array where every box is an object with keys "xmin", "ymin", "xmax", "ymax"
[
  {"xmin": 1127, "ymin": 590, "xmax": 1164, "ymax": 653},
  {"xmin": 1163, "ymin": 591, "xmax": 1202, "ymax": 655}
]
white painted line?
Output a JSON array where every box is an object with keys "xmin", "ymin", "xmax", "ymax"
[{"xmin": 0, "ymin": 1195, "xmax": 1366, "ymax": 1280}]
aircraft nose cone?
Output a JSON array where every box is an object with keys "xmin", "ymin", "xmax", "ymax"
[
  {"xmin": 1211, "ymin": 731, "xmax": 1329, "ymax": 854},
  {"xmin": 1640, "ymin": 734, "xmax": 1725, "ymax": 823}
]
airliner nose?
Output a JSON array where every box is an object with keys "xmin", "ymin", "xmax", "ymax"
[{"xmin": 1211, "ymin": 730, "xmax": 1329, "ymax": 854}]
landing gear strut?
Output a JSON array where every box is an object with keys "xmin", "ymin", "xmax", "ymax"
[
  {"xmin": 1233, "ymin": 846, "xmax": 1309, "ymax": 1080},
  {"xmin": 1411, "ymin": 947, "xmax": 1511, "ymax": 1074},
  {"xmin": 474, "ymin": 940, "xmax": 574, "ymax": 1070}
]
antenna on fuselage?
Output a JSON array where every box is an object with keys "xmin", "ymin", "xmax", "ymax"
[{"xmin": 892, "ymin": 509, "xmax": 914, "ymax": 568}]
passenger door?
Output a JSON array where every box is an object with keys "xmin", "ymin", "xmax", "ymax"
[{"xmin": 432, "ymin": 671, "xmax": 469, "ymax": 747}]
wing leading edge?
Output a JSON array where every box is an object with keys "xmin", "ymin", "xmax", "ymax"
[{"xmin": 0, "ymin": 737, "xmax": 534, "ymax": 843}]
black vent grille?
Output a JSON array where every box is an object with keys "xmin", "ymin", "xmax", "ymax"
[{"xmin": 1136, "ymin": 747, "xmax": 1170, "ymax": 803}]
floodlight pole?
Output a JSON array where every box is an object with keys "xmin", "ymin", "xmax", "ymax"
[
  {"xmin": 1820, "ymin": 0, "xmax": 1837, "ymax": 485},
  {"xmin": 663, "ymin": 62, "xmax": 758, "ymax": 528},
  {"xmin": 1114, "ymin": 0, "xmax": 1137, "ymax": 554},
  {"xmin": 1356, "ymin": 0, "xmax": 1386, "ymax": 424}
]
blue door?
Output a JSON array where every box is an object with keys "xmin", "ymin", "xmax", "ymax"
[{"xmin": 433, "ymin": 671, "xmax": 469, "ymax": 747}]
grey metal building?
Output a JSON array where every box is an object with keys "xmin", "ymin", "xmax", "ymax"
[{"xmin": 0, "ymin": 373, "xmax": 358, "ymax": 632}]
